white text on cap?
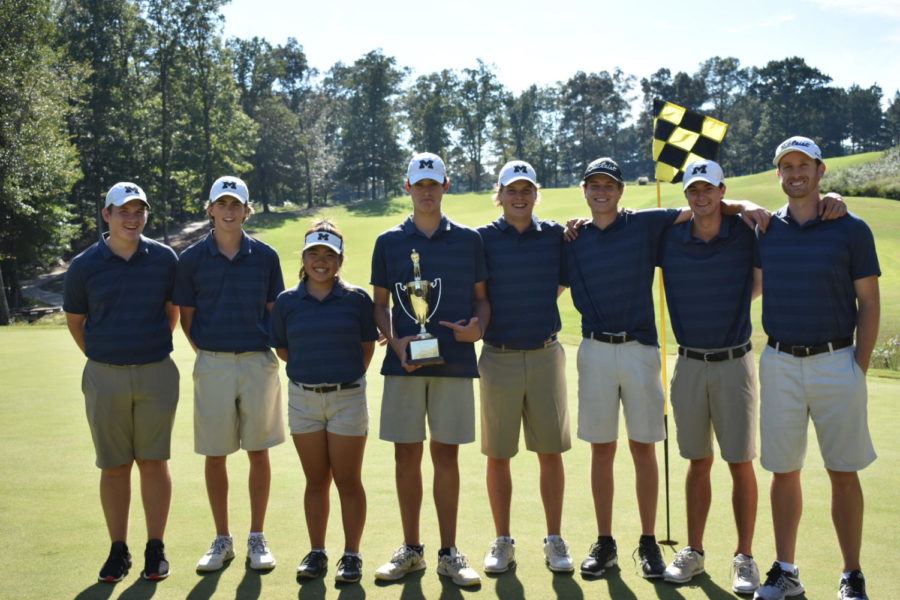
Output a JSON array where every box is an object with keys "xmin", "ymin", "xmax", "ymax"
[{"xmin": 773, "ymin": 136, "xmax": 823, "ymax": 167}]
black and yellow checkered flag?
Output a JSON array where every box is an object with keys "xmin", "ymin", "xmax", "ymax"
[{"xmin": 652, "ymin": 99, "xmax": 728, "ymax": 183}]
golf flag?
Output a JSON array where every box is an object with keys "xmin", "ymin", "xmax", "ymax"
[{"xmin": 652, "ymin": 99, "xmax": 728, "ymax": 183}]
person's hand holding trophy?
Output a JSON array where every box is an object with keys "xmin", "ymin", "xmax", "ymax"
[{"xmin": 394, "ymin": 249, "xmax": 445, "ymax": 367}]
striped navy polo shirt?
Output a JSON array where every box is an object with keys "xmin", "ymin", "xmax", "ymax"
[
  {"xmin": 371, "ymin": 215, "xmax": 489, "ymax": 378},
  {"xmin": 477, "ymin": 215, "xmax": 567, "ymax": 348},
  {"xmin": 756, "ymin": 207, "xmax": 880, "ymax": 346},
  {"xmin": 173, "ymin": 232, "xmax": 284, "ymax": 352},
  {"xmin": 269, "ymin": 281, "xmax": 379, "ymax": 384},
  {"xmin": 565, "ymin": 209, "xmax": 680, "ymax": 346},
  {"xmin": 63, "ymin": 235, "xmax": 177, "ymax": 365},
  {"xmin": 659, "ymin": 214, "xmax": 755, "ymax": 349}
]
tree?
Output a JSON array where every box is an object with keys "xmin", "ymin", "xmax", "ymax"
[
  {"xmin": 887, "ymin": 91, "xmax": 900, "ymax": 147},
  {"xmin": 405, "ymin": 70, "xmax": 459, "ymax": 158},
  {"xmin": 332, "ymin": 51, "xmax": 406, "ymax": 201},
  {"xmin": 453, "ymin": 60, "xmax": 506, "ymax": 191},
  {"xmin": 846, "ymin": 84, "xmax": 886, "ymax": 152},
  {"xmin": 1, "ymin": 0, "xmax": 81, "ymax": 320}
]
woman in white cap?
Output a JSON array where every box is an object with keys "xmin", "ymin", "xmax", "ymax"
[{"xmin": 269, "ymin": 219, "xmax": 379, "ymax": 584}]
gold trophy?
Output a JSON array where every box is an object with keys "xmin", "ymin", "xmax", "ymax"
[{"xmin": 395, "ymin": 249, "xmax": 444, "ymax": 366}]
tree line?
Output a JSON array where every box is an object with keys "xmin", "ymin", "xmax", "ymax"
[{"xmin": 2, "ymin": 0, "xmax": 900, "ymax": 321}]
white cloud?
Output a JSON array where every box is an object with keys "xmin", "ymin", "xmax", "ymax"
[{"xmin": 809, "ymin": 0, "xmax": 900, "ymax": 19}]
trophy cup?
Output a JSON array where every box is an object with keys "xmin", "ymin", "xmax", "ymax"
[{"xmin": 395, "ymin": 249, "xmax": 444, "ymax": 366}]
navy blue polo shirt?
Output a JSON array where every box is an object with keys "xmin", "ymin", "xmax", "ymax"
[
  {"xmin": 63, "ymin": 235, "xmax": 177, "ymax": 365},
  {"xmin": 269, "ymin": 281, "xmax": 379, "ymax": 384},
  {"xmin": 371, "ymin": 215, "xmax": 488, "ymax": 378},
  {"xmin": 564, "ymin": 209, "xmax": 680, "ymax": 346},
  {"xmin": 173, "ymin": 231, "xmax": 284, "ymax": 352},
  {"xmin": 756, "ymin": 207, "xmax": 880, "ymax": 346},
  {"xmin": 477, "ymin": 215, "xmax": 567, "ymax": 348},
  {"xmin": 659, "ymin": 214, "xmax": 755, "ymax": 349}
]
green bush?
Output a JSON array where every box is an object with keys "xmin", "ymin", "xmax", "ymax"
[
  {"xmin": 872, "ymin": 335, "xmax": 900, "ymax": 370},
  {"xmin": 824, "ymin": 146, "xmax": 900, "ymax": 200}
]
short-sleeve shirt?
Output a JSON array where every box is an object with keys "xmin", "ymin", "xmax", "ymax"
[
  {"xmin": 173, "ymin": 231, "xmax": 284, "ymax": 352},
  {"xmin": 756, "ymin": 207, "xmax": 880, "ymax": 346},
  {"xmin": 63, "ymin": 235, "xmax": 177, "ymax": 365},
  {"xmin": 477, "ymin": 216, "xmax": 567, "ymax": 348},
  {"xmin": 269, "ymin": 281, "xmax": 379, "ymax": 384},
  {"xmin": 659, "ymin": 214, "xmax": 755, "ymax": 349},
  {"xmin": 564, "ymin": 209, "xmax": 680, "ymax": 346},
  {"xmin": 371, "ymin": 215, "xmax": 488, "ymax": 378}
]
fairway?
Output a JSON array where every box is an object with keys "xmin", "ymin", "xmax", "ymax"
[{"xmin": 2, "ymin": 164, "xmax": 897, "ymax": 599}]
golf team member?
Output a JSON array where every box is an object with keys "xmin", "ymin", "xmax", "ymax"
[
  {"xmin": 753, "ymin": 137, "xmax": 879, "ymax": 600},
  {"xmin": 174, "ymin": 176, "xmax": 285, "ymax": 573},
  {"xmin": 564, "ymin": 157, "xmax": 773, "ymax": 579},
  {"xmin": 371, "ymin": 152, "xmax": 490, "ymax": 587},
  {"xmin": 64, "ymin": 182, "xmax": 179, "ymax": 582},
  {"xmin": 270, "ymin": 220, "xmax": 379, "ymax": 584},
  {"xmin": 476, "ymin": 160, "xmax": 573, "ymax": 574},
  {"xmin": 657, "ymin": 160, "xmax": 761, "ymax": 593}
]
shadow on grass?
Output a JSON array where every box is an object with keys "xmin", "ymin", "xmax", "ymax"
[
  {"xmin": 372, "ymin": 567, "xmax": 426, "ymax": 599},
  {"xmin": 186, "ymin": 560, "xmax": 231, "ymax": 600},
  {"xmin": 551, "ymin": 569, "xmax": 583, "ymax": 599},
  {"xmin": 344, "ymin": 196, "xmax": 408, "ymax": 218},
  {"xmin": 73, "ymin": 582, "xmax": 115, "ymax": 600},
  {"xmin": 580, "ymin": 566, "xmax": 638, "ymax": 600},
  {"xmin": 296, "ymin": 572, "xmax": 326, "ymax": 599},
  {"xmin": 656, "ymin": 571, "xmax": 764, "ymax": 600},
  {"xmin": 485, "ymin": 566, "xmax": 524, "ymax": 600},
  {"xmin": 232, "ymin": 562, "xmax": 276, "ymax": 599}
]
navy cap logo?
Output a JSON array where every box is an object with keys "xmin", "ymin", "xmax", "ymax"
[
  {"xmin": 222, "ymin": 181, "xmax": 237, "ymax": 190},
  {"xmin": 513, "ymin": 165, "xmax": 528, "ymax": 174},
  {"xmin": 691, "ymin": 165, "xmax": 707, "ymax": 175},
  {"xmin": 317, "ymin": 232, "xmax": 329, "ymax": 241},
  {"xmin": 123, "ymin": 185, "xmax": 138, "ymax": 194},
  {"xmin": 418, "ymin": 159, "xmax": 434, "ymax": 169}
]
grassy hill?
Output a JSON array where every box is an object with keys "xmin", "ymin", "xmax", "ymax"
[{"xmin": 250, "ymin": 153, "xmax": 899, "ymax": 356}]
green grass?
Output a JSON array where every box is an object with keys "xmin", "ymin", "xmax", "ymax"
[
  {"xmin": 4, "ymin": 157, "xmax": 898, "ymax": 598},
  {"xmin": 1, "ymin": 327, "xmax": 899, "ymax": 599}
]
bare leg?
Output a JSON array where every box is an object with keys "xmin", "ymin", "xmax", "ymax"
[
  {"xmin": 100, "ymin": 462, "xmax": 133, "ymax": 543},
  {"xmin": 486, "ymin": 457, "xmax": 512, "ymax": 537},
  {"xmin": 205, "ymin": 455, "xmax": 230, "ymax": 536},
  {"xmin": 630, "ymin": 439, "xmax": 659, "ymax": 535},
  {"xmin": 328, "ymin": 433, "xmax": 367, "ymax": 553},
  {"xmin": 394, "ymin": 442, "xmax": 424, "ymax": 546},
  {"xmin": 247, "ymin": 449, "xmax": 271, "ymax": 533},
  {"xmin": 538, "ymin": 453, "xmax": 565, "ymax": 536},
  {"xmin": 770, "ymin": 470, "xmax": 802, "ymax": 563},
  {"xmin": 430, "ymin": 440, "xmax": 460, "ymax": 549},
  {"xmin": 293, "ymin": 431, "xmax": 332, "ymax": 549},
  {"xmin": 828, "ymin": 469, "xmax": 864, "ymax": 572},
  {"xmin": 729, "ymin": 460, "xmax": 757, "ymax": 556},
  {"xmin": 591, "ymin": 441, "xmax": 616, "ymax": 536},
  {"xmin": 685, "ymin": 456, "xmax": 713, "ymax": 551},
  {"xmin": 136, "ymin": 458, "xmax": 171, "ymax": 540}
]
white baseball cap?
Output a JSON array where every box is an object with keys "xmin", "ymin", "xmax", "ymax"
[
  {"xmin": 773, "ymin": 136, "xmax": 823, "ymax": 167},
  {"xmin": 497, "ymin": 160, "xmax": 538, "ymax": 187},
  {"xmin": 105, "ymin": 182, "xmax": 148, "ymax": 208},
  {"xmin": 302, "ymin": 230, "xmax": 343, "ymax": 255},
  {"xmin": 682, "ymin": 159, "xmax": 725, "ymax": 189},
  {"xmin": 210, "ymin": 175, "xmax": 250, "ymax": 203},
  {"xmin": 406, "ymin": 152, "xmax": 447, "ymax": 185}
]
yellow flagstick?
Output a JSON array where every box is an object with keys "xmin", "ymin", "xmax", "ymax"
[{"xmin": 657, "ymin": 178, "xmax": 677, "ymax": 547}]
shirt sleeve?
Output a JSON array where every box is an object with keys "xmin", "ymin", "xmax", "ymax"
[
  {"xmin": 62, "ymin": 259, "xmax": 88, "ymax": 314},
  {"xmin": 370, "ymin": 236, "xmax": 388, "ymax": 288},
  {"xmin": 849, "ymin": 218, "xmax": 881, "ymax": 280},
  {"xmin": 358, "ymin": 289, "xmax": 380, "ymax": 342},
  {"xmin": 268, "ymin": 295, "xmax": 288, "ymax": 348},
  {"xmin": 267, "ymin": 249, "xmax": 286, "ymax": 302},
  {"xmin": 473, "ymin": 230, "xmax": 489, "ymax": 283}
]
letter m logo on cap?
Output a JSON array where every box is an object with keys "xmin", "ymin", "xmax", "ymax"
[
  {"xmin": 691, "ymin": 165, "xmax": 707, "ymax": 175},
  {"xmin": 317, "ymin": 233, "xmax": 329, "ymax": 241},
  {"xmin": 124, "ymin": 185, "xmax": 138, "ymax": 194},
  {"xmin": 513, "ymin": 165, "xmax": 528, "ymax": 173},
  {"xmin": 419, "ymin": 159, "xmax": 434, "ymax": 169},
  {"xmin": 222, "ymin": 181, "xmax": 237, "ymax": 189}
]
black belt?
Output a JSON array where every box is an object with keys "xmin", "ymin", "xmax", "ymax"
[
  {"xmin": 586, "ymin": 332, "xmax": 636, "ymax": 344},
  {"xmin": 295, "ymin": 382, "xmax": 361, "ymax": 393},
  {"xmin": 484, "ymin": 335, "xmax": 557, "ymax": 351},
  {"xmin": 679, "ymin": 342, "xmax": 752, "ymax": 362},
  {"xmin": 767, "ymin": 336, "xmax": 853, "ymax": 357}
]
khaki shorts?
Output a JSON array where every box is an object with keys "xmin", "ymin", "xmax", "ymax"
[
  {"xmin": 82, "ymin": 357, "xmax": 179, "ymax": 469},
  {"xmin": 193, "ymin": 350, "xmax": 285, "ymax": 455},
  {"xmin": 760, "ymin": 345, "xmax": 876, "ymax": 473},
  {"xmin": 670, "ymin": 348, "xmax": 757, "ymax": 463},
  {"xmin": 379, "ymin": 376, "xmax": 475, "ymax": 444},
  {"xmin": 576, "ymin": 338, "xmax": 665, "ymax": 444},
  {"xmin": 288, "ymin": 377, "xmax": 368, "ymax": 436},
  {"xmin": 479, "ymin": 341, "xmax": 571, "ymax": 458}
]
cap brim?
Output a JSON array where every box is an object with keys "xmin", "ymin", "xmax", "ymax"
[
  {"xmin": 500, "ymin": 175, "xmax": 537, "ymax": 186},
  {"xmin": 107, "ymin": 196, "xmax": 149, "ymax": 208},
  {"xmin": 683, "ymin": 176, "xmax": 722, "ymax": 189},
  {"xmin": 210, "ymin": 191, "xmax": 248, "ymax": 203},
  {"xmin": 302, "ymin": 241, "xmax": 342, "ymax": 254},
  {"xmin": 582, "ymin": 170, "xmax": 623, "ymax": 183},
  {"xmin": 408, "ymin": 172, "xmax": 444, "ymax": 185},
  {"xmin": 773, "ymin": 148, "xmax": 820, "ymax": 167}
]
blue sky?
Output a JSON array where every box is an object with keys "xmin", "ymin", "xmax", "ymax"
[{"xmin": 221, "ymin": 0, "xmax": 899, "ymax": 106}]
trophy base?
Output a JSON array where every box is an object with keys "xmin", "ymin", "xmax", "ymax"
[{"xmin": 408, "ymin": 336, "xmax": 444, "ymax": 366}]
